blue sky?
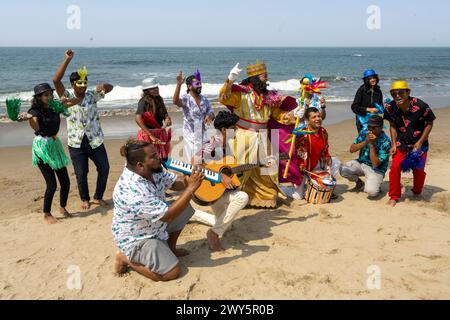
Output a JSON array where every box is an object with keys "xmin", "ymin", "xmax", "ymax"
[{"xmin": 1, "ymin": 0, "xmax": 449, "ymax": 47}]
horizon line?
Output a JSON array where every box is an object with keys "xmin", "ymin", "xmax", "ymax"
[{"xmin": 1, "ymin": 45, "xmax": 450, "ymax": 49}]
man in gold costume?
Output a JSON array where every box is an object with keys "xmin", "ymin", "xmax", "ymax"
[{"xmin": 219, "ymin": 62, "xmax": 293, "ymax": 208}]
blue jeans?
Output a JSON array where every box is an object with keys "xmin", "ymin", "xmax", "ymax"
[{"xmin": 68, "ymin": 135, "xmax": 110, "ymax": 202}]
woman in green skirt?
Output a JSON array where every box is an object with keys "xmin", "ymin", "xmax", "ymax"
[{"xmin": 12, "ymin": 83, "xmax": 78, "ymax": 224}]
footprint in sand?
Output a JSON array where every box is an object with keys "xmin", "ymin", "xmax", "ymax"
[
  {"xmin": 327, "ymin": 248, "xmax": 341, "ymax": 255},
  {"xmin": 414, "ymin": 254, "xmax": 442, "ymax": 260},
  {"xmin": 319, "ymin": 208, "xmax": 342, "ymax": 220}
]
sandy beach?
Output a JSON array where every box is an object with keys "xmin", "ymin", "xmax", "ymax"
[{"xmin": 0, "ymin": 106, "xmax": 449, "ymax": 300}]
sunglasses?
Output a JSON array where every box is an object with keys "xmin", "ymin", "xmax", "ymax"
[
  {"xmin": 391, "ymin": 90, "xmax": 408, "ymax": 97},
  {"xmin": 40, "ymin": 90, "xmax": 54, "ymax": 97}
]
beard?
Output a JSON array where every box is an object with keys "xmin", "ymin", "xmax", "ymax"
[
  {"xmin": 250, "ymin": 77, "xmax": 268, "ymax": 94},
  {"xmin": 152, "ymin": 165, "xmax": 164, "ymax": 173}
]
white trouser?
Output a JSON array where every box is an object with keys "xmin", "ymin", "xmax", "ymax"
[
  {"xmin": 340, "ymin": 160, "xmax": 384, "ymax": 197},
  {"xmin": 191, "ymin": 190, "xmax": 249, "ymax": 237}
]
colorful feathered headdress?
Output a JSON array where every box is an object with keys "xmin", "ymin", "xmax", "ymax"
[{"xmin": 300, "ymin": 74, "xmax": 327, "ymax": 95}]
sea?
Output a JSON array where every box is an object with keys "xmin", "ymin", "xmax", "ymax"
[{"xmin": 1, "ymin": 47, "xmax": 450, "ymax": 147}]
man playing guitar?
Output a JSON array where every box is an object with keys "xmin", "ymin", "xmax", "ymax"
[{"xmin": 191, "ymin": 110, "xmax": 249, "ymax": 252}]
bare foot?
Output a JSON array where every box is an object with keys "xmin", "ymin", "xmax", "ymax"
[
  {"xmin": 207, "ymin": 229, "xmax": 224, "ymax": 252},
  {"xmin": 350, "ymin": 179, "xmax": 365, "ymax": 193},
  {"xmin": 114, "ymin": 251, "xmax": 130, "ymax": 277},
  {"xmin": 82, "ymin": 201, "xmax": 91, "ymax": 210},
  {"xmin": 93, "ymin": 199, "xmax": 111, "ymax": 209},
  {"xmin": 44, "ymin": 214, "xmax": 58, "ymax": 225},
  {"xmin": 171, "ymin": 248, "xmax": 190, "ymax": 257},
  {"xmin": 387, "ymin": 199, "xmax": 397, "ymax": 207},
  {"xmin": 60, "ymin": 207, "xmax": 73, "ymax": 218}
]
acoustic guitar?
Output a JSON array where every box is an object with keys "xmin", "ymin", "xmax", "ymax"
[{"xmin": 165, "ymin": 153, "xmax": 289, "ymax": 205}]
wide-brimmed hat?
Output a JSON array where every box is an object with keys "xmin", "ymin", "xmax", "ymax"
[
  {"xmin": 33, "ymin": 83, "xmax": 54, "ymax": 96},
  {"xmin": 142, "ymin": 78, "xmax": 160, "ymax": 90},
  {"xmin": 390, "ymin": 80, "xmax": 411, "ymax": 92}
]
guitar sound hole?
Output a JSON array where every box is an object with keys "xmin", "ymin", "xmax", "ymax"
[{"xmin": 220, "ymin": 167, "xmax": 233, "ymax": 177}]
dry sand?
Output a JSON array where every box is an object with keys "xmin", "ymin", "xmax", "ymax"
[{"xmin": 0, "ymin": 107, "xmax": 449, "ymax": 300}]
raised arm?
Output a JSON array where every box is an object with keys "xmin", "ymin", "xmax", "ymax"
[
  {"xmin": 218, "ymin": 63, "xmax": 243, "ymax": 108},
  {"xmin": 173, "ymin": 71, "xmax": 185, "ymax": 108},
  {"xmin": 320, "ymin": 96, "xmax": 327, "ymax": 120},
  {"xmin": 52, "ymin": 50, "xmax": 74, "ymax": 98}
]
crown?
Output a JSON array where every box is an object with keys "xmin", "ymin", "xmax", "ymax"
[{"xmin": 246, "ymin": 61, "xmax": 267, "ymax": 78}]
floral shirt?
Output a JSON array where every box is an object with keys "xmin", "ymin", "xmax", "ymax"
[
  {"xmin": 112, "ymin": 167, "xmax": 177, "ymax": 258},
  {"xmin": 384, "ymin": 97, "xmax": 436, "ymax": 152},
  {"xmin": 353, "ymin": 131, "xmax": 391, "ymax": 175},
  {"xmin": 180, "ymin": 93, "xmax": 215, "ymax": 144},
  {"xmin": 63, "ymin": 89, "xmax": 105, "ymax": 149}
]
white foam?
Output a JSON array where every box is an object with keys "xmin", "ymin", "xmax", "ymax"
[
  {"xmin": 0, "ymin": 90, "xmax": 35, "ymax": 102},
  {"xmin": 0, "ymin": 79, "xmax": 360, "ymax": 105}
]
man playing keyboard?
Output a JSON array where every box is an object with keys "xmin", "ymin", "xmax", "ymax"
[
  {"xmin": 191, "ymin": 111, "xmax": 250, "ymax": 252},
  {"xmin": 112, "ymin": 139, "xmax": 203, "ymax": 281}
]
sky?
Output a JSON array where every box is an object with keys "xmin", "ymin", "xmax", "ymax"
[{"xmin": 1, "ymin": 0, "xmax": 449, "ymax": 47}]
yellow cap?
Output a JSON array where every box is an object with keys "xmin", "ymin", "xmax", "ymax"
[
  {"xmin": 390, "ymin": 80, "xmax": 410, "ymax": 92},
  {"xmin": 247, "ymin": 61, "xmax": 267, "ymax": 78}
]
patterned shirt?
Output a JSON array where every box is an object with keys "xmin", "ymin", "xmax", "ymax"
[
  {"xmin": 180, "ymin": 93, "xmax": 215, "ymax": 144},
  {"xmin": 63, "ymin": 89, "xmax": 105, "ymax": 149},
  {"xmin": 194, "ymin": 133, "xmax": 225, "ymax": 163},
  {"xmin": 112, "ymin": 167, "xmax": 177, "ymax": 258},
  {"xmin": 384, "ymin": 97, "xmax": 436, "ymax": 152},
  {"xmin": 353, "ymin": 131, "xmax": 392, "ymax": 175}
]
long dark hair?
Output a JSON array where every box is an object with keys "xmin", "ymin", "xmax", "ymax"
[
  {"xmin": 31, "ymin": 93, "xmax": 47, "ymax": 110},
  {"xmin": 363, "ymin": 75, "xmax": 380, "ymax": 90},
  {"xmin": 139, "ymin": 90, "xmax": 168, "ymax": 124}
]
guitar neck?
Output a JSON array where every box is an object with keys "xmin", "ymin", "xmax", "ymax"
[
  {"xmin": 230, "ymin": 164, "xmax": 260, "ymax": 175},
  {"xmin": 230, "ymin": 154, "xmax": 290, "ymax": 175}
]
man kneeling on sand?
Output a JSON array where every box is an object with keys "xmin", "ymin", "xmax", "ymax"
[
  {"xmin": 340, "ymin": 116, "xmax": 391, "ymax": 198},
  {"xmin": 112, "ymin": 139, "xmax": 203, "ymax": 281}
]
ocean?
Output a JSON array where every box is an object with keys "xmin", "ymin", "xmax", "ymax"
[
  {"xmin": 1, "ymin": 47, "xmax": 450, "ymax": 147},
  {"xmin": 1, "ymin": 47, "xmax": 450, "ymax": 111}
]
